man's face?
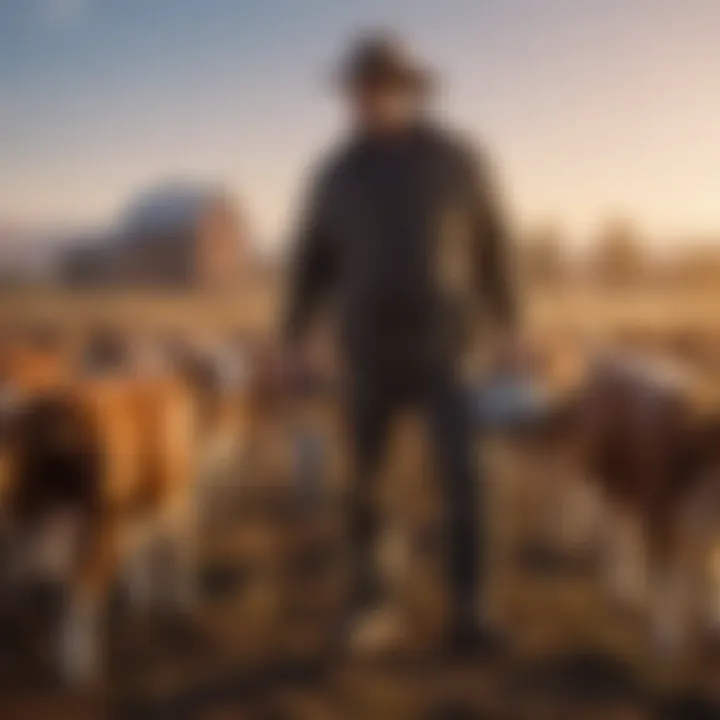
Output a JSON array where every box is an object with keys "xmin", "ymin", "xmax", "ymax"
[{"xmin": 351, "ymin": 82, "xmax": 418, "ymax": 134}]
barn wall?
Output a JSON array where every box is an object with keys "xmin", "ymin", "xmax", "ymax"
[
  {"xmin": 115, "ymin": 231, "xmax": 195, "ymax": 285},
  {"xmin": 60, "ymin": 189, "xmax": 248, "ymax": 288},
  {"xmin": 195, "ymin": 201, "xmax": 243, "ymax": 287}
]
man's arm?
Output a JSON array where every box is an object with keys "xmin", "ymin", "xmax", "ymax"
[
  {"xmin": 283, "ymin": 165, "xmax": 337, "ymax": 347},
  {"xmin": 465, "ymin": 146, "xmax": 519, "ymax": 332}
]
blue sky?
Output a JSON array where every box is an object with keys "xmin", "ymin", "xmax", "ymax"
[{"xmin": 2, "ymin": 0, "xmax": 720, "ymax": 247}]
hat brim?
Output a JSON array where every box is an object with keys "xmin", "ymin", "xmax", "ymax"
[{"xmin": 338, "ymin": 65, "xmax": 436, "ymax": 95}]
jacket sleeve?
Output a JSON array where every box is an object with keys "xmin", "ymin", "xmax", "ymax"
[
  {"xmin": 463, "ymin": 145, "xmax": 519, "ymax": 331},
  {"xmin": 283, "ymin": 164, "xmax": 337, "ymax": 345}
]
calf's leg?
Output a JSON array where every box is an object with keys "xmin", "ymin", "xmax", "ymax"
[
  {"xmin": 646, "ymin": 516, "xmax": 689, "ymax": 654},
  {"xmin": 60, "ymin": 518, "xmax": 116, "ymax": 684},
  {"xmin": 601, "ymin": 503, "xmax": 647, "ymax": 609}
]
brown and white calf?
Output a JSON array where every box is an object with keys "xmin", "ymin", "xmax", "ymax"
[
  {"xmin": 563, "ymin": 353, "xmax": 720, "ymax": 651},
  {"xmin": 0, "ymin": 373, "xmax": 197, "ymax": 683}
]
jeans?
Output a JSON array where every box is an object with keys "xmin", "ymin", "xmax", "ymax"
[{"xmin": 347, "ymin": 364, "xmax": 483, "ymax": 627}]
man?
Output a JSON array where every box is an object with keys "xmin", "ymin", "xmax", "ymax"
[{"xmin": 284, "ymin": 33, "xmax": 518, "ymax": 656}]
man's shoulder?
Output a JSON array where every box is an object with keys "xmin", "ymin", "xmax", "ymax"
[
  {"xmin": 419, "ymin": 123, "xmax": 481, "ymax": 156},
  {"xmin": 417, "ymin": 123, "xmax": 490, "ymax": 179},
  {"xmin": 312, "ymin": 138, "xmax": 361, "ymax": 184}
]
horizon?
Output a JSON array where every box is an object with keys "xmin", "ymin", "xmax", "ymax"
[{"xmin": 2, "ymin": 0, "xmax": 720, "ymax": 249}]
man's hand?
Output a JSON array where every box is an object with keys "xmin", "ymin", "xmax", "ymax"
[
  {"xmin": 492, "ymin": 329, "xmax": 526, "ymax": 374},
  {"xmin": 278, "ymin": 337, "xmax": 327, "ymax": 396},
  {"xmin": 280, "ymin": 342, "xmax": 310, "ymax": 390}
]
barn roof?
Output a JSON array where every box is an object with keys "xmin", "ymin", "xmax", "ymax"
[{"xmin": 120, "ymin": 182, "xmax": 226, "ymax": 237}]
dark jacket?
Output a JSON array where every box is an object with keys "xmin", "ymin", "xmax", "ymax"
[{"xmin": 285, "ymin": 122, "xmax": 517, "ymax": 379}]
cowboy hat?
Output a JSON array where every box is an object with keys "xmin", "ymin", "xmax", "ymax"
[{"xmin": 339, "ymin": 33, "xmax": 436, "ymax": 93}]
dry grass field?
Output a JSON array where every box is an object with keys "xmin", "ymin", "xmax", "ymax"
[
  {"xmin": 3, "ymin": 282, "xmax": 720, "ymax": 341},
  {"xmin": 0, "ymin": 284, "xmax": 278, "ymax": 337},
  {"xmin": 1, "ymin": 283, "xmax": 720, "ymax": 719}
]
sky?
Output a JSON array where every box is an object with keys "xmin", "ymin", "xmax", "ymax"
[{"xmin": 1, "ymin": 0, "xmax": 720, "ymax": 249}]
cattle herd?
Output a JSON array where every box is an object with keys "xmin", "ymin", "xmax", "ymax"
[
  {"xmin": 0, "ymin": 323, "xmax": 283, "ymax": 684},
  {"xmin": 1, "ymin": 318, "xmax": 720, "ymax": 694}
]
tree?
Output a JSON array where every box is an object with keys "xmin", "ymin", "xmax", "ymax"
[
  {"xmin": 522, "ymin": 224, "xmax": 567, "ymax": 287},
  {"xmin": 589, "ymin": 219, "xmax": 646, "ymax": 286},
  {"xmin": 667, "ymin": 242, "xmax": 720, "ymax": 287}
]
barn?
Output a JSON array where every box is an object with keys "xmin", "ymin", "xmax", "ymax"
[
  {"xmin": 61, "ymin": 238, "xmax": 114, "ymax": 286},
  {"xmin": 62, "ymin": 183, "xmax": 247, "ymax": 288}
]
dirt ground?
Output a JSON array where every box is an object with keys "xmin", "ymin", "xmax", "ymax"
[{"xmin": 2, "ymin": 436, "xmax": 720, "ymax": 720}]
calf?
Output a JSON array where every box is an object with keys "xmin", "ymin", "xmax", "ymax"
[
  {"xmin": 0, "ymin": 374, "xmax": 197, "ymax": 683},
  {"xmin": 171, "ymin": 338, "xmax": 252, "ymax": 493},
  {"xmin": 0, "ymin": 339, "xmax": 73, "ymax": 503},
  {"xmin": 568, "ymin": 353, "xmax": 720, "ymax": 651}
]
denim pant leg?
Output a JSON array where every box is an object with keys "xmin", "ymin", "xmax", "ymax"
[
  {"xmin": 346, "ymin": 379, "xmax": 394, "ymax": 607},
  {"xmin": 427, "ymin": 376, "xmax": 483, "ymax": 625}
]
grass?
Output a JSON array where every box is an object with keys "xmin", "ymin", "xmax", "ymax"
[{"xmin": 2, "ymin": 282, "xmax": 720, "ymax": 338}]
